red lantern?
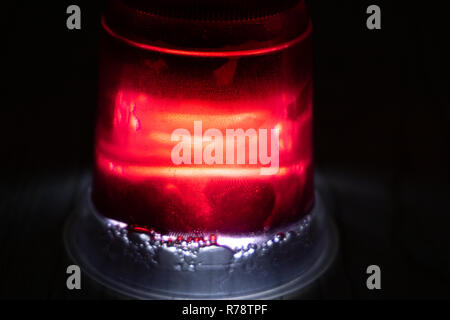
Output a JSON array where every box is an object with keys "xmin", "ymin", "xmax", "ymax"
[{"xmin": 65, "ymin": 0, "xmax": 337, "ymax": 299}]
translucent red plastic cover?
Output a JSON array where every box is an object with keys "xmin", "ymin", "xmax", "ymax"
[{"xmin": 93, "ymin": 0, "xmax": 314, "ymax": 234}]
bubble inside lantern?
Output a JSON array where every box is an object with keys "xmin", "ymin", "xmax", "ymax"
[{"xmin": 64, "ymin": 0, "xmax": 337, "ymax": 299}]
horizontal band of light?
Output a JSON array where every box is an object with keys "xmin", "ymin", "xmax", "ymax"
[
  {"xmin": 98, "ymin": 156, "xmax": 301, "ymax": 178},
  {"xmin": 101, "ymin": 16, "xmax": 312, "ymax": 58}
]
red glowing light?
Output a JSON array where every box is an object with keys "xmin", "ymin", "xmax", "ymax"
[{"xmin": 93, "ymin": 0, "xmax": 314, "ymax": 234}]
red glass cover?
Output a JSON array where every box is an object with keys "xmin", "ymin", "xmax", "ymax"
[{"xmin": 93, "ymin": 0, "xmax": 314, "ymax": 234}]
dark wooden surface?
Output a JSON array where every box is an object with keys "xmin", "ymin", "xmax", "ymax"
[{"xmin": 1, "ymin": 1, "xmax": 449, "ymax": 299}]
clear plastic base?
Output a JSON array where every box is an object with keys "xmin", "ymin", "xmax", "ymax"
[{"xmin": 64, "ymin": 187, "xmax": 338, "ymax": 299}]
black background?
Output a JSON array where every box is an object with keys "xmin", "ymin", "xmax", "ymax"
[{"xmin": 1, "ymin": 1, "xmax": 449, "ymax": 299}]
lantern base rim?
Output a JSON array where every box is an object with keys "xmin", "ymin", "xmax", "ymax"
[{"xmin": 64, "ymin": 185, "xmax": 338, "ymax": 299}]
